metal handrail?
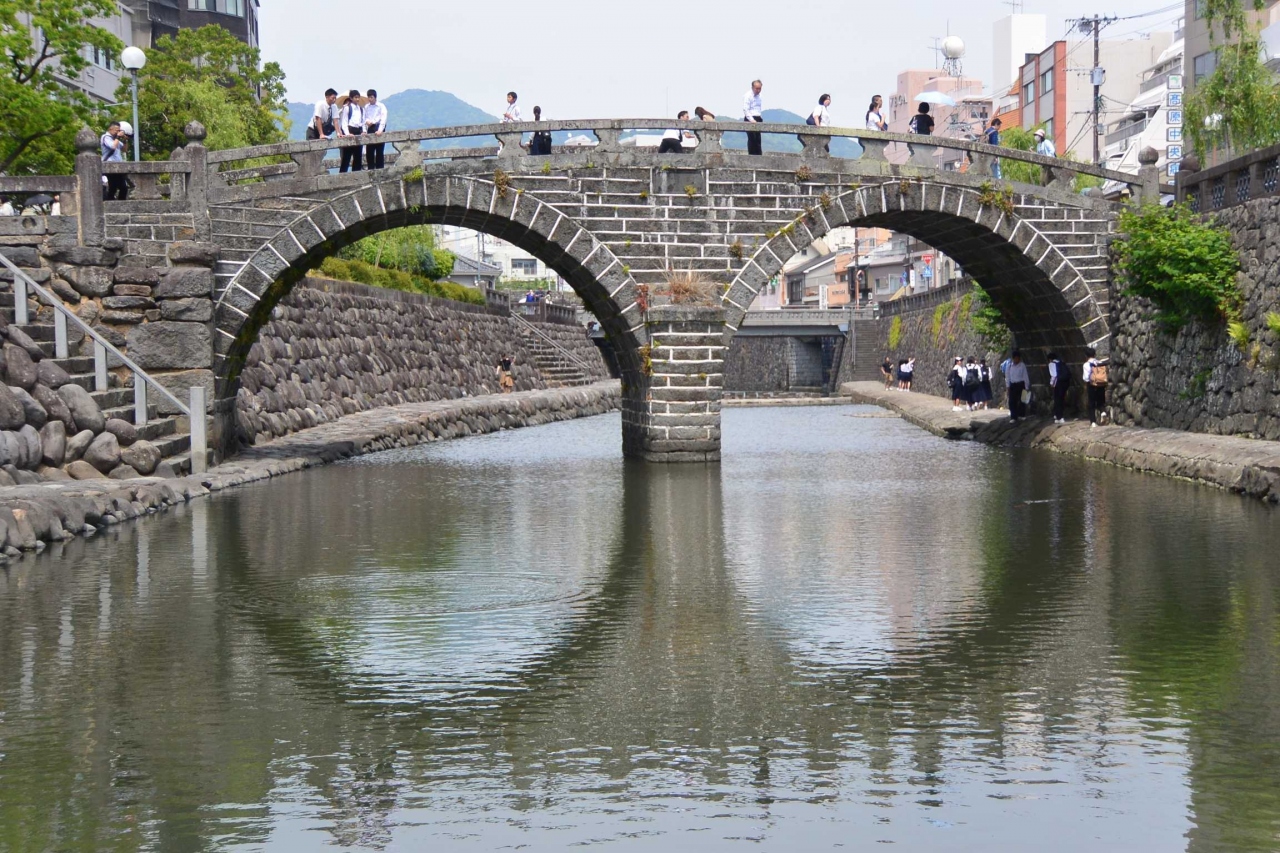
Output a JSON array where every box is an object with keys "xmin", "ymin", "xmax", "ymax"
[
  {"xmin": 0, "ymin": 250, "xmax": 207, "ymax": 474},
  {"xmin": 510, "ymin": 311, "xmax": 595, "ymax": 373}
]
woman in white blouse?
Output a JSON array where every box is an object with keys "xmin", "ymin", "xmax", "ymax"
[
  {"xmin": 809, "ymin": 94, "xmax": 832, "ymax": 127},
  {"xmin": 865, "ymin": 94, "xmax": 888, "ymax": 131}
]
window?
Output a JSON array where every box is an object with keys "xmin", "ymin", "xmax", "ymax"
[
  {"xmin": 89, "ymin": 45, "xmax": 116, "ymax": 71},
  {"xmin": 225, "ymin": 0, "xmax": 243, "ymax": 16},
  {"xmin": 189, "ymin": 0, "xmax": 243, "ymax": 14},
  {"xmin": 1193, "ymin": 51, "xmax": 1218, "ymax": 82},
  {"xmin": 511, "ymin": 259, "xmax": 538, "ymax": 276},
  {"xmin": 1195, "ymin": 0, "xmax": 1207, "ymax": 18},
  {"xmin": 1023, "ymin": 81, "xmax": 1036, "ymax": 105},
  {"xmin": 1040, "ymin": 68, "xmax": 1054, "ymax": 93},
  {"xmin": 188, "ymin": 0, "xmax": 214, "ymax": 8}
]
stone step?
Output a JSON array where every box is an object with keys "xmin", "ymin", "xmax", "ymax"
[{"xmin": 101, "ymin": 403, "xmax": 159, "ymax": 423}]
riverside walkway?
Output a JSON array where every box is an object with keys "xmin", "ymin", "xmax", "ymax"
[{"xmin": 843, "ymin": 381, "xmax": 1280, "ymax": 503}]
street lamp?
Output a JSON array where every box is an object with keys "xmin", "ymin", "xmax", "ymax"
[{"xmin": 120, "ymin": 46, "xmax": 146, "ymax": 162}]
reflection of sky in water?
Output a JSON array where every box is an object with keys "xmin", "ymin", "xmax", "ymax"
[{"xmin": 3, "ymin": 408, "xmax": 1278, "ymax": 851}]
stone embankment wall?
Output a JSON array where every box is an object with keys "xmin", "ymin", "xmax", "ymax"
[
  {"xmin": 866, "ymin": 282, "xmax": 1009, "ymax": 407},
  {"xmin": 1110, "ymin": 198, "xmax": 1280, "ymax": 440},
  {"xmin": 237, "ymin": 278, "xmax": 610, "ymax": 444},
  {"xmin": 724, "ymin": 336, "xmax": 852, "ymax": 395}
]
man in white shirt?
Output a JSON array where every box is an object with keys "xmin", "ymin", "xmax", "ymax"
[
  {"xmin": 0, "ymin": 196, "xmax": 14, "ymax": 216},
  {"xmin": 502, "ymin": 91, "xmax": 521, "ymax": 123},
  {"xmin": 1034, "ymin": 128, "xmax": 1057, "ymax": 158},
  {"xmin": 1004, "ymin": 349, "xmax": 1030, "ymax": 422},
  {"xmin": 101, "ymin": 121, "xmax": 128, "ymax": 200},
  {"xmin": 337, "ymin": 89, "xmax": 365, "ymax": 173},
  {"xmin": 363, "ymin": 89, "xmax": 388, "ymax": 169},
  {"xmin": 309, "ymin": 88, "xmax": 338, "ymax": 140},
  {"xmin": 659, "ymin": 111, "xmax": 695, "ymax": 153},
  {"xmin": 743, "ymin": 79, "xmax": 763, "ymax": 155}
]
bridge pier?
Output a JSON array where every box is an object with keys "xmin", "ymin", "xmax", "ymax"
[{"xmin": 623, "ymin": 305, "xmax": 725, "ymax": 463}]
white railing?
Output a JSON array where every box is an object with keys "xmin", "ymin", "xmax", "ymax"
[
  {"xmin": 0, "ymin": 250, "xmax": 207, "ymax": 474},
  {"xmin": 510, "ymin": 311, "xmax": 595, "ymax": 373}
]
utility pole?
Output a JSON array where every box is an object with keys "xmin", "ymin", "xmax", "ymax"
[{"xmin": 1070, "ymin": 15, "xmax": 1117, "ymax": 167}]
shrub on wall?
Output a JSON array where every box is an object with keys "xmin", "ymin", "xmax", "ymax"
[
  {"xmin": 315, "ymin": 257, "xmax": 485, "ymax": 306},
  {"xmin": 968, "ymin": 283, "xmax": 1012, "ymax": 351},
  {"xmin": 1113, "ymin": 203, "xmax": 1242, "ymax": 330},
  {"xmin": 888, "ymin": 316, "xmax": 903, "ymax": 350}
]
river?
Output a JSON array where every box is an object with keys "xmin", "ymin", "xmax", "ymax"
[{"xmin": 1, "ymin": 406, "xmax": 1277, "ymax": 851}]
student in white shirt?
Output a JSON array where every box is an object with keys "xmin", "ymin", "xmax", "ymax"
[
  {"xmin": 1005, "ymin": 350, "xmax": 1030, "ymax": 421},
  {"xmin": 502, "ymin": 91, "xmax": 521, "ymax": 123},
  {"xmin": 0, "ymin": 196, "xmax": 14, "ymax": 217},
  {"xmin": 363, "ymin": 89, "xmax": 388, "ymax": 169},
  {"xmin": 337, "ymin": 90, "xmax": 365, "ymax": 173},
  {"xmin": 808, "ymin": 94, "xmax": 832, "ymax": 127},
  {"xmin": 309, "ymin": 88, "xmax": 338, "ymax": 140},
  {"xmin": 659, "ymin": 111, "xmax": 696, "ymax": 153},
  {"xmin": 101, "ymin": 121, "xmax": 128, "ymax": 200},
  {"xmin": 743, "ymin": 79, "xmax": 763, "ymax": 155},
  {"xmin": 1083, "ymin": 350, "xmax": 1107, "ymax": 426},
  {"xmin": 865, "ymin": 94, "xmax": 888, "ymax": 131}
]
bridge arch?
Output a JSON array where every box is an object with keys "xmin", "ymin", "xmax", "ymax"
[
  {"xmin": 211, "ymin": 172, "xmax": 647, "ymax": 400},
  {"xmin": 722, "ymin": 180, "xmax": 1113, "ymax": 364}
]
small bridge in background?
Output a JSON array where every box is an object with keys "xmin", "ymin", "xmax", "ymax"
[{"xmin": 1, "ymin": 119, "xmax": 1163, "ymax": 462}]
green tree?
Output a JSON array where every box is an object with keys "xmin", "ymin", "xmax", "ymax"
[
  {"xmin": 119, "ymin": 24, "xmax": 288, "ymax": 158},
  {"xmin": 339, "ymin": 226, "xmax": 456, "ymax": 282},
  {"xmin": 0, "ymin": 0, "xmax": 122, "ymax": 174},
  {"xmin": 1184, "ymin": 0, "xmax": 1280, "ymax": 158},
  {"xmin": 997, "ymin": 125, "xmax": 1101, "ymax": 192}
]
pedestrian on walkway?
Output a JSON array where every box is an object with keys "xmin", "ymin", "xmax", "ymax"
[
  {"xmin": 362, "ymin": 89, "xmax": 387, "ymax": 169},
  {"xmin": 1034, "ymin": 128, "xmax": 1056, "ymax": 157},
  {"xmin": 1048, "ymin": 351, "xmax": 1071, "ymax": 423},
  {"xmin": 101, "ymin": 121, "xmax": 129, "ymax": 200},
  {"xmin": 308, "ymin": 88, "xmax": 339, "ymax": 140},
  {"xmin": 865, "ymin": 95, "xmax": 888, "ymax": 131},
  {"xmin": 973, "ymin": 358, "xmax": 993, "ymax": 409},
  {"xmin": 497, "ymin": 354, "xmax": 515, "ymax": 392},
  {"xmin": 1006, "ymin": 350, "xmax": 1029, "ymax": 422},
  {"xmin": 984, "ymin": 118, "xmax": 1002, "ymax": 179},
  {"xmin": 881, "ymin": 356, "xmax": 895, "ymax": 389},
  {"xmin": 900, "ymin": 356, "xmax": 915, "ymax": 391},
  {"xmin": 962, "ymin": 356, "xmax": 981, "ymax": 409},
  {"xmin": 948, "ymin": 356, "xmax": 966, "ymax": 410},
  {"xmin": 337, "ymin": 90, "xmax": 365, "ymax": 173},
  {"xmin": 808, "ymin": 94, "xmax": 832, "ymax": 127},
  {"xmin": 743, "ymin": 79, "xmax": 764, "ymax": 155},
  {"xmin": 659, "ymin": 111, "xmax": 693, "ymax": 153},
  {"xmin": 502, "ymin": 91, "xmax": 522, "ymax": 123},
  {"xmin": 528, "ymin": 105, "xmax": 552, "ymax": 154},
  {"xmin": 1084, "ymin": 350, "xmax": 1107, "ymax": 427}
]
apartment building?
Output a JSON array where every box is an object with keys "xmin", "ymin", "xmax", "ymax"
[{"xmin": 1184, "ymin": 0, "xmax": 1280, "ymax": 95}]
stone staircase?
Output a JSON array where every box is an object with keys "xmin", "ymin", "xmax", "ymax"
[
  {"xmin": 851, "ymin": 320, "xmax": 884, "ymax": 381},
  {"xmin": 512, "ymin": 316, "xmax": 592, "ymax": 388},
  {"xmin": 0, "ymin": 287, "xmax": 203, "ymax": 475}
]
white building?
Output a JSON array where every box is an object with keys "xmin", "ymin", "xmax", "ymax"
[
  {"xmin": 993, "ymin": 13, "xmax": 1048, "ymax": 97},
  {"xmin": 1103, "ymin": 27, "xmax": 1185, "ymax": 187},
  {"xmin": 439, "ymin": 226, "xmax": 565, "ymax": 287}
]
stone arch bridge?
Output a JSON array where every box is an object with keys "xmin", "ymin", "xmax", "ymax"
[{"xmin": 7, "ymin": 119, "xmax": 1161, "ymax": 461}]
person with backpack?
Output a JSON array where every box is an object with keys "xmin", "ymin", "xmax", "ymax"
[
  {"xmin": 983, "ymin": 118, "xmax": 1002, "ymax": 179},
  {"xmin": 528, "ymin": 105, "xmax": 553, "ymax": 155},
  {"xmin": 1048, "ymin": 351, "xmax": 1071, "ymax": 423},
  {"xmin": 962, "ymin": 356, "xmax": 981, "ymax": 410},
  {"xmin": 973, "ymin": 358, "xmax": 993, "ymax": 409},
  {"xmin": 948, "ymin": 357, "xmax": 966, "ymax": 410},
  {"xmin": 336, "ymin": 90, "xmax": 365, "ymax": 173},
  {"xmin": 910, "ymin": 103, "xmax": 934, "ymax": 136},
  {"xmin": 1084, "ymin": 350, "xmax": 1107, "ymax": 427},
  {"xmin": 807, "ymin": 94, "xmax": 832, "ymax": 127}
]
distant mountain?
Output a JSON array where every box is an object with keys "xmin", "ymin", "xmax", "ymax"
[{"xmin": 288, "ymin": 94, "xmax": 860, "ymax": 157}]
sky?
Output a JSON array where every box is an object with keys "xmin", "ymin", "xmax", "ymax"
[{"xmin": 261, "ymin": 0, "xmax": 1187, "ymax": 117}]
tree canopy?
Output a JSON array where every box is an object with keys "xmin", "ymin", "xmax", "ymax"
[
  {"xmin": 1184, "ymin": 0, "xmax": 1280, "ymax": 158},
  {"xmin": 118, "ymin": 24, "xmax": 289, "ymax": 158},
  {"xmin": 0, "ymin": 0, "xmax": 122, "ymax": 174}
]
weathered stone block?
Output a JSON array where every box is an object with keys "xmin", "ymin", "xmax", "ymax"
[
  {"xmin": 159, "ymin": 297, "xmax": 214, "ymax": 322},
  {"xmin": 154, "ymin": 267, "xmax": 214, "ymax": 299},
  {"xmin": 167, "ymin": 241, "xmax": 219, "ymax": 266},
  {"xmin": 152, "ymin": 368, "xmax": 215, "ymax": 415},
  {"xmin": 113, "ymin": 284, "xmax": 154, "ymax": 297},
  {"xmin": 126, "ymin": 321, "xmax": 213, "ymax": 370},
  {"xmin": 102, "ymin": 296, "xmax": 157, "ymax": 310},
  {"xmin": 113, "ymin": 265, "xmax": 161, "ymax": 285},
  {"xmin": 59, "ymin": 264, "xmax": 113, "ymax": 297}
]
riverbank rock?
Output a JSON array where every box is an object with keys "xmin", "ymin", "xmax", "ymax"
[
  {"xmin": 32, "ymin": 385, "xmax": 74, "ymax": 432},
  {"xmin": 84, "ymin": 432, "xmax": 121, "ymax": 473},
  {"xmin": 40, "ymin": 421, "xmax": 66, "ymax": 467},
  {"xmin": 58, "ymin": 385, "xmax": 105, "ymax": 434},
  {"xmin": 65, "ymin": 460, "xmax": 107, "ymax": 480},
  {"xmin": 10, "ymin": 387, "xmax": 46, "ymax": 429},
  {"xmin": 35, "ymin": 361, "xmax": 72, "ymax": 389},
  {"xmin": 65, "ymin": 429, "xmax": 94, "ymax": 462},
  {"xmin": 120, "ymin": 439, "xmax": 160, "ymax": 476},
  {"xmin": 0, "ymin": 385, "xmax": 25, "ymax": 430},
  {"xmin": 4, "ymin": 345, "xmax": 37, "ymax": 390},
  {"xmin": 104, "ymin": 419, "xmax": 138, "ymax": 446}
]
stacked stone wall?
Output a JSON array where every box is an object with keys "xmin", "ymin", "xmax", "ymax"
[
  {"xmin": 236, "ymin": 278, "xmax": 609, "ymax": 445},
  {"xmin": 1110, "ymin": 197, "xmax": 1280, "ymax": 439}
]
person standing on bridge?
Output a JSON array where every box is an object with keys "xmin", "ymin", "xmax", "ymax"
[
  {"xmin": 527, "ymin": 106, "xmax": 553, "ymax": 155},
  {"xmin": 502, "ymin": 92, "xmax": 522, "ymax": 123},
  {"xmin": 743, "ymin": 80, "xmax": 764, "ymax": 155},
  {"xmin": 308, "ymin": 88, "xmax": 339, "ymax": 141},
  {"xmin": 808, "ymin": 94, "xmax": 832, "ymax": 127},
  {"xmin": 1005, "ymin": 350, "xmax": 1029, "ymax": 422},
  {"xmin": 337, "ymin": 90, "xmax": 365, "ymax": 173},
  {"xmin": 866, "ymin": 95, "xmax": 888, "ymax": 131},
  {"xmin": 659, "ymin": 111, "xmax": 694, "ymax": 153},
  {"xmin": 100, "ymin": 121, "xmax": 129, "ymax": 201},
  {"xmin": 984, "ymin": 118, "xmax": 1002, "ymax": 179},
  {"xmin": 1034, "ymin": 128, "xmax": 1056, "ymax": 158},
  {"xmin": 363, "ymin": 89, "xmax": 387, "ymax": 170}
]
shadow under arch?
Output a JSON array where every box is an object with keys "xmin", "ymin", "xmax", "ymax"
[
  {"xmin": 211, "ymin": 172, "xmax": 648, "ymax": 401},
  {"xmin": 723, "ymin": 181, "xmax": 1112, "ymax": 367}
]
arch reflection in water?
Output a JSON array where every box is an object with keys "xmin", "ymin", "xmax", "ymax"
[{"xmin": 0, "ymin": 408, "xmax": 1278, "ymax": 851}]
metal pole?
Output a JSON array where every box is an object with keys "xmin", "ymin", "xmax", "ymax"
[
  {"xmin": 131, "ymin": 69, "xmax": 141, "ymax": 163},
  {"xmin": 1092, "ymin": 18, "xmax": 1101, "ymax": 167}
]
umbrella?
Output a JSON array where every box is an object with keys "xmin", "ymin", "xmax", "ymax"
[
  {"xmin": 25, "ymin": 194, "xmax": 53, "ymax": 206},
  {"xmin": 914, "ymin": 91, "xmax": 957, "ymax": 107}
]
